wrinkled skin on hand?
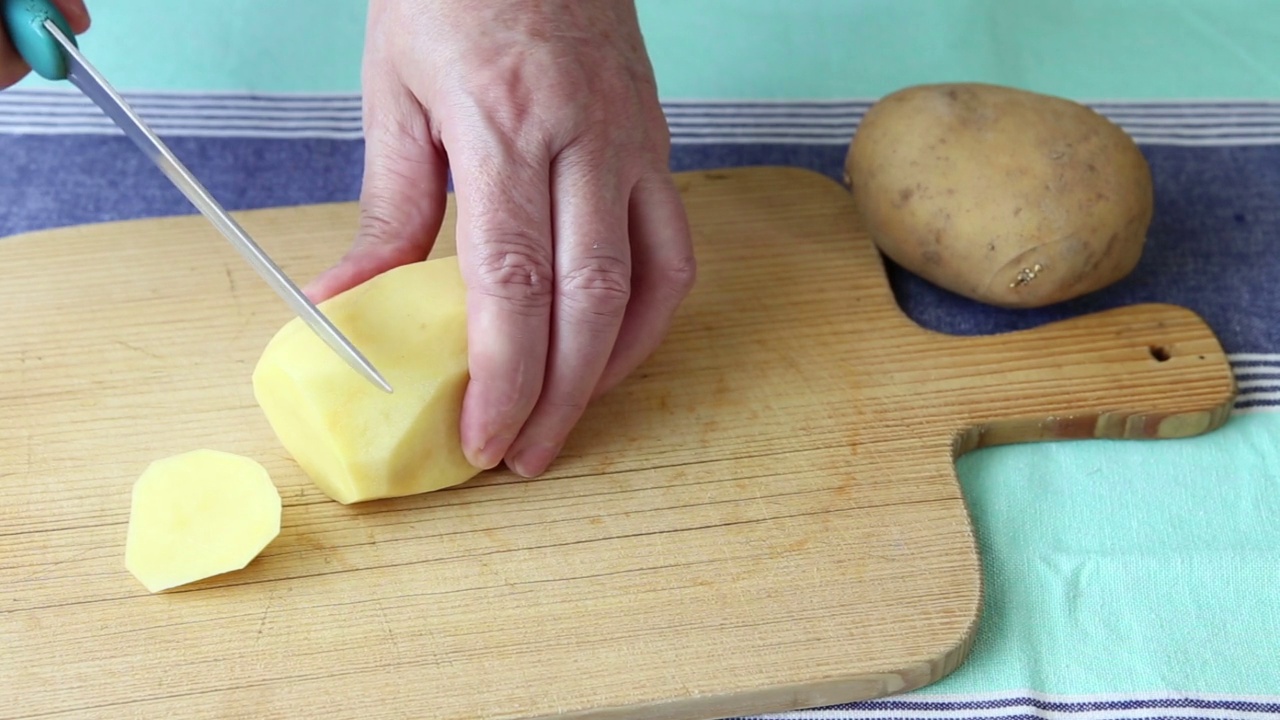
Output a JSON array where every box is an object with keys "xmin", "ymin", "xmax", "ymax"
[
  {"xmin": 0, "ymin": 0, "xmax": 89, "ymax": 87},
  {"xmin": 307, "ymin": 0, "xmax": 696, "ymax": 478}
]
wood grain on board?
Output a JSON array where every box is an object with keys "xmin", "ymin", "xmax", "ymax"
[{"xmin": 0, "ymin": 167, "xmax": 1235, "ymax": 719}]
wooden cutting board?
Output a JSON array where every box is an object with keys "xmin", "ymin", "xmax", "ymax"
[{"xmin": 1, "ymin": 166, "xmax": 1235, "ymax": 720}]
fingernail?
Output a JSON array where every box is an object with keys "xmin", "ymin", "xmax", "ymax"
[
  {"xmin": 468, "ymin": 433, "xmax": 513, "ymax": 470},
  {"xmin": 508, "ymin": 442, "xmax": 561, "ymax": 478}
]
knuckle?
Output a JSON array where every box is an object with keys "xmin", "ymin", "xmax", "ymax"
[
  {"xmin": 472, "ymin": 233, "xmax": 555, "ymax": 313},
  {"xmin": 492, "ymin": 110, "xmax": 557, "ymax": 159},
  {"xmin": 356, "ymin": 201, "xmax": 417, "ymax": 254},
  {"xmin": 356, "ymin": 207, "xmax": 398, "ymax": 244},
  {"xmin": 547, "ymin": 393, "xmax": 590, "ymax": 418},
  {"xmin": 560, "ymin": 256, "xmax": 632, "ymax": 317},
  {"xmin": 657, "ymin": 252, "xmax": 698, "ymax": 299}
]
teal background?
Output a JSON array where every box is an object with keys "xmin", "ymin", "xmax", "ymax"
[
  {"xmin": 16, "ymin": 0, "xmax": 1280, "ymax": 99},
  {"xmin": 12, "ymin": 0, "xmax": 1280, "ymax": 700}
]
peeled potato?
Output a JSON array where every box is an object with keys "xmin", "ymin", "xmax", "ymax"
[
  {"xmin": 124, "ymin": 449, "xmax": 281, "ymax": 593},
  {"xmin": 252, "ymin": 255, "xmax": 481, "ymax": 505},
  {"xmin": 845, "ymin": 82, "xmax": 1153, "ymax": 308}
]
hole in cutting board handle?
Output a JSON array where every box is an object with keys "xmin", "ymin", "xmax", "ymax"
[{"xmin": 1148, "ymin": 344, "xmax": 1172, "ymax": 362}]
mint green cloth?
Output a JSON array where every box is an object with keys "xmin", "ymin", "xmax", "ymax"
[
  {"xmin": 944, "ymin": 412, "xmax": 1280, "ymax": 695},
  {"xmin": 15, "ymin": 0, "xmax": 1280, "ymax": 702},
  {"xmin": 18, "ymin": 0, "xmax": 1280, "ymax": 99}
]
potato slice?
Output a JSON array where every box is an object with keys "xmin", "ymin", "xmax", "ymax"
[
  {"xmin": 252, "ymin": 255, "xmax": 481, "ymax": 505},
  {"xmin": 124, "ymin": 449, "xmax": 281, "ymax": 593}
]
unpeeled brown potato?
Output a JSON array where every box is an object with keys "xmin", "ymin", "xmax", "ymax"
[{"xmin": 845, "ymin": 82, "xmax": 1154, "ymax": 308}]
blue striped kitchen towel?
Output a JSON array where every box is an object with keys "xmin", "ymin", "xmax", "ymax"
[{"xmin": 1, "ymin": 90, "xmax": 1277, "ymax": 718}]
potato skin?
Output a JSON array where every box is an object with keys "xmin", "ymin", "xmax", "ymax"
[{"xmin": 845, "ymin": 82, "xmax": 1153, "ymax": 308}]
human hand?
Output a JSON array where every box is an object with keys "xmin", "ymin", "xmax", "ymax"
[
  {"xmin": 0, "ymin": 0, "xmax": 89, "ymax": 87},
  {"xmin": 306, "ymin": 0, "xmax": 696, "ymax": 478}
]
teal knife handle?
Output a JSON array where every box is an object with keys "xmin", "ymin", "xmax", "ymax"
[{"xmin": 2, "ymin": 0, "xmax": 77, "ymax": 81}]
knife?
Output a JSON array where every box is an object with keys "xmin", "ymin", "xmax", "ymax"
[{"xmin": 1, "ymin": 0, "xmax": 393, "ymax": 393}]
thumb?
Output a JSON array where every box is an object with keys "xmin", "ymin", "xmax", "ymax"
[
  {"xmin": 305, "ymin": 77, "xmax": 448, "ymax": 303},
  {"xmin": 55, "ymin": 0, "xmax": 91, "ymax": 33}
]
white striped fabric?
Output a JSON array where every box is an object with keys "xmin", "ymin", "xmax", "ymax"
[
  {"xmin": 1229, "ymin": 354, "xmax": 1280, "ymax": 413},
  {"xmin": 2, "ymin": 90, "xmax": 1274, "ymax": 415},
  {"xmin": 6, "ymin": 90, "xmax": 1280, "ymax": 145},
  {"xmin": 740, "ymin": 689, "xmax": 1280, "ymax": 720}
]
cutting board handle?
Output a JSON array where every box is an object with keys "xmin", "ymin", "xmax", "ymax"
[{"xmin": 944, "ymin": 302, "xmax": 1237, "ymax": 454}]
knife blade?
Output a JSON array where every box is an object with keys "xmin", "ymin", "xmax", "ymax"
[{"xmin": 39, "ymin": 19, "xmax": 393, "ymax": 394}]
